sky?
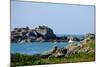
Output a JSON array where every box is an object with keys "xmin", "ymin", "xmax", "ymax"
[{"xmin": 11, "ymin": 1, "xmax": 95, "ymax": 34}]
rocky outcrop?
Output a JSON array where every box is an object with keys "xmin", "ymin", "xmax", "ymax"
[
  {"xmin": 11, "ymin": 26, "xmax": 81, "ymax": 43},
  {"xmin": 11, "ymin": 26, "xmax": 56, "ymax": 43},
  {"xmin": 65, "ymin": 33, "xmax": 95, "ymax": 55},
  {"xmin": 35, "ymin": 26, "xmax": 56, "ymax": 39},
  {"xmin": 40, "ymin": 46, "xmax": 67, "ymax": 58},
  {"xmin": 40, "ymin": 33, "xmax": 95, "ymax": 58}
]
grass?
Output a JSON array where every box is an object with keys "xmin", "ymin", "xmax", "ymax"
[
  {"xmin": 11, "ymin": 52, "xmax": 95, "ymax": 67},
  {"xmin": 39, "ymin": 52, "xmax": 95, "ymax": 64}
]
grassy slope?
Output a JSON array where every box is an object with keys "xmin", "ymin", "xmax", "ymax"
[{"xmin": 11, "ymin": 52, "xmax": 95, "ymax": 66}]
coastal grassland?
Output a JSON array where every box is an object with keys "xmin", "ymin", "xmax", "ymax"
[{"xmin": 11, "ymin": 52, "xmax": 95, "ymax": 67}]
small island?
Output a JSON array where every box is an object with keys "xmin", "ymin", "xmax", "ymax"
[{"xmin": 11, "ymin": 25, "xmax": 81, "ymax": 43}]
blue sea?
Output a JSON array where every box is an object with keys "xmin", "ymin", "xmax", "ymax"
[
  {"xmin": 11, "ymin": 35, "xmax": 84, "ymax": 55},
  {"xmin": 11, "ymin": 42, "xmax": 69, "ymax": 55}
]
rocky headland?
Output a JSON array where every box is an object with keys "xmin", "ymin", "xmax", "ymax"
[
  {"xmin": 40, "ymin": 33, "xmax": 95, "ymax": 58},
  {"xmin": 11, "ymin": 25, "xmax": 81, "ymax": 43}
]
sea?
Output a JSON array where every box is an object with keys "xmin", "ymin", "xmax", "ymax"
[{"xmin": 11, "ymin": 34, "xmax": 84, "ymax": 55}]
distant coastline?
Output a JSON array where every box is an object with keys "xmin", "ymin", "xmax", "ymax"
[{"xmin": 11, "ymin": 25, "xmax": 84, "ymax": 43}]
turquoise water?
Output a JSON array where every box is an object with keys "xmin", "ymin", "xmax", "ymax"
[{"xmin": 11, "ymin": 42, "xmax": 70, "ymax": 55}]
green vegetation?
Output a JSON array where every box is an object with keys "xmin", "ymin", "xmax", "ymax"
[{"xmin": 11, "ymin": 52, "xmax": 95, "ymax": 67}]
